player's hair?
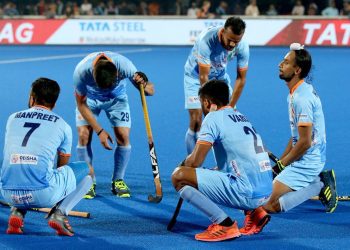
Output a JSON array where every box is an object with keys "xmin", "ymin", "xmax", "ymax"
[
  {"xmin": 224, "ymin": 17, "xmax": 246, "ymax": 35},
  {"xmin": 294, "ymin": 49, "xmax": 312, "ymax": 79},
  {"xmin": 94, "ymin": 59, "xmax": 117, "ymax": 89},
  {"xmin": 31, "ymin": 77, "xmax": 60, "ymax": 108},
  {"xmin": 198, "ymin": 80, "xmax": 229, "ymax": 106}
]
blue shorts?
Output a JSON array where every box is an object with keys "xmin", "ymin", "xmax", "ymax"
[
  {"xmin": 76, "ymin": 96, "xmax": 131, "ymax": 128},
  {"xmin": 184, "ymin": 73, "xmax": 232, "ymax": 109},
  {"xmin": 275, "ymin": 161, "xmax": 324, "ymax": 190},
  {"xmin": 196, "ymin": 168, "xmax": 270, "ymax": 210},
  {"xmin": 1, "ymin": 161, "xmax": 89, "ymax": 209}
]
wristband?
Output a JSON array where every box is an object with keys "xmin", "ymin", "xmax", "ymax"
[
  {"xmin": 97, "ymin": 128, "xmax": 104, "ymax": 136},
  {"xmin": 276, "ymin": 160, "xmax": 285, "ymax": 172}
]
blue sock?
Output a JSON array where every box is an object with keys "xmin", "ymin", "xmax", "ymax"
[
  {"xmin": 58, "ymin": 175, "xmax": 93, "ymax": 215},
  {"xmin": 76, "ymin": 145, "xmax": 93, "ymax": 164},
  {"xmin": 185, "ymin": 129, "xmax": 197, "ymax": 155},
  {"xmin": 179, "ymin": 185, "xmax": 228, "ymax": 224},
  {"xmin": 112, "ymin": 145, "xmax": 131, "ymax": 181},
  {"xmin": 76, "ymin": 145, "xmax": 95, "ymax": 183},
  {"xmin": 279, "ymin": 178, "xmax": 324, "ymax": 212}
]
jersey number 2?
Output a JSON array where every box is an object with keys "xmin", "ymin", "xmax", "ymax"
[
  {"xmin": 243, "ymin": 126, "xmax": 264, "ymax": 154},
  {"xmin": 22, "ymin": 122, "xmax": 41, "ymax": 147}
]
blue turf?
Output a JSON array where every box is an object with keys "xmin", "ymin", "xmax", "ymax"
[{"xmin": 0, "ymin": 46, "xmax": 349, "ymax": 249}]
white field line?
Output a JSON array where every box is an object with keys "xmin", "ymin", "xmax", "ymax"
[{"xmin": 0, "ymin": 48, "xmax": 153, "ymax": 64}]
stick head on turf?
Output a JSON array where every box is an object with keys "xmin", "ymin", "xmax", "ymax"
[{"xmin": 148, "ymin": 194, "xmax": 162, "ymax": 203}]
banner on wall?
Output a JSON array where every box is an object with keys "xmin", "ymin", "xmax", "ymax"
[{"xmin": 0, "ymin": 19, "xmax": 349, "ymax": 46}]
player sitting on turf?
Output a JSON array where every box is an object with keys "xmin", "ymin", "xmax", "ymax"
[
  {"xmin": 261, "ymin": 43, "xmax": 337, "ymax": 217},
  {"xmin": 172, "ymin": 80, "xmax": 273, "ymax": 242},
  {"xmin": 0, "ymin": 78, "xmax": 92, "ymax": 236}
]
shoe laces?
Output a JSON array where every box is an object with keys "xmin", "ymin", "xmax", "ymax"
[
  {"xmin": 206, "ymin": 224, "xmax": 221, "ymax": 233},
  {"xmin": 55, "ymin": 210, "xmax": 73, "ymax": 231},
  {"xmin": 63, "ymin": 218, "xmax": 72, "ymax": 231},
  {"xmin": 88, "ymin": 185, "xmax": 95, "ymax": 193},
  {"xmin": 115, "ymin": 180, "xmax": 128, "ymax": 190},
  {"xmin": 243, "ymin": 211, "xmax": 254, "ymax": 230}
]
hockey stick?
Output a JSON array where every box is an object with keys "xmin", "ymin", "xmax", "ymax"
[
  {"xmin": 310, "ymin": 196, "xmax": 350, "ymax": 201},
  {"xmin": 167, "ymin": 152, "xmax": 279, "ymax": 231},
  {"xmin": 167, "ymin": 197, "xmax": 183, "ymax": 231},
  {"xmin": 139, "ymin": 84, "xmax": 162, "ymax": 203},
  {"xmin": 0, "ymin": 200, "xmax": 90, "ymax": 218}
]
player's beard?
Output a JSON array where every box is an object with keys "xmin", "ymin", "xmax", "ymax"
[{"xmin": 279, "ymin": 72, "xmax": 294, "ymax": 82}]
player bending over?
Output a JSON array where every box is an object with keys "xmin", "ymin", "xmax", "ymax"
[
  {"xmin": 172, "ymin": 80, "xmax": 272, "ymax": 242},
  {"xmin": 0, "ymin": 78, "xmax": 92, "ymax": 236},
  {"xmin": 74, "ymin": 51, "xmax": 154, "ymax": 199},
  {"xmin": 184, "ymin": 17, "xmax": 249, "ymax": 155},
  {"xmin": 264, "ymin": 43, "xmax": 337, "ymax": 214}
]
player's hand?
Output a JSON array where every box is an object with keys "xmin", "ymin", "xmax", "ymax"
[
  {"xmin": 272, "ymin": 160, "xmax": 285, "ymax": 178},
  {"xmin": 133, "ymin": 71, "xmax": 148, "ymax": 88},
  {"xmin": 98, "ymin": 129, "xmax": 113, "ymax": 150}
]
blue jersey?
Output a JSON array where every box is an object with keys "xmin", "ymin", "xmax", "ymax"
[
  {"xmin": 197, "ymin": 107, "xmax": 272, "ymax": 198},
  {"xmin": 184, "ymin": 26, "xmax": 249, "ymax": 79},
  {"xmin": 74, "ymin": 51, "xmax": 137, "ymax": 101},
  {"xmin": 0, "ymin": 106, "xmax": 72, "ymax": 190},
  {"xmin": 288, "ymin": 80, "xmax": 326, "ymax": 165}
]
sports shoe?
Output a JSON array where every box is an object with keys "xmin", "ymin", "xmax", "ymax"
[
  {"xmin": 48, "ymin": 209, "xmax": 74, "ymax": 236},
  {"xmin": 239, "ymin": 206, "xmax": 271, "ymax": 235},
  {"xmin": 319, "ymin": 169, "xmax": 338, "ymax": 213},
  {"xmin": 6, "ymin": 207, "xmax": 26, "ymax": 234},
  {"xmin": 195, "ymin": 221, "xmax": 241, "ymax": 242},
  {"xmin": 84, "ymin": 183, "xmax": 96, "ymax": 199},
  {"xmin": 111, "ymin": 179, "xmax": 131, "ymax": 198}
]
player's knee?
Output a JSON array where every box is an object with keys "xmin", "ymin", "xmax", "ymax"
[
  {"xmin": 171, "ymin": 167, "xmax": 185, "ymax": 190},
  {"xmin": 190, "ymin": 113, "xmax": 202, "ymax": 123},
  {"xmin": 78, "ymin": 128, "xmax": 91, "ymax": 145},
  {"xmin": 116, "ymin": 135, "xmax": 130, "ymax": 146}
]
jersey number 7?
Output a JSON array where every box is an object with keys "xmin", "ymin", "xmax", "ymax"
[{"xmin": 22, "ymin": 122, "xmax": 41, "ymax": 147}]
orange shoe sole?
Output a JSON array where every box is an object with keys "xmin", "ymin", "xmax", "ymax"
[
  {"xmin": 195, "ymin": 230, "xmax": 241, "ymax": 242},
  {"xmin": 48, "ymin": 220, "xmax": 74, "ymax": 236},
  {"xmin": 6, "ymin": 216, "xmax": 23, "ymax": 234}
]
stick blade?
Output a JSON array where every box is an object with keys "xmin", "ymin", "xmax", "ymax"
[
  {"xmin": 148, "ymin": 195, "xmax": 162, "ymax": 203},
  {"xmin": 167, "ymin": 218, "xmax": 177, "ymax": 231}
]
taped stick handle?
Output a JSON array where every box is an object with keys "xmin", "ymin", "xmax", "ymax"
[
  {"xmin": 139, "ymin": 84, "xmax": 153, "ymax": 142},
  {"xmin": 139, "ymin": 84, "xmax": 163, "ymax": 200},
  {"xmin": 268, "ymin": 151, "xmax": 279, "ymax": 163},
  {"xmin": 311, "ymin": 196, "xmax": 350, "ymax": 201},
  {"xmin": 0, "ymin": 200, "xmax": 90, "ymax": 218}
]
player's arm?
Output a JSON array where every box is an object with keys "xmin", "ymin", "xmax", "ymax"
[
  {"xmin": 280, "ymin": 137, "xmax": 293, "ymax": 160},
  {"xmin": 279, "ymin": 125, "xmax": 312, "ymax": 167},
  {"xmin": 198, "ymin": 63, "xmax": 210, "ymax": 85},
  {"xmin": 184, "ymin": 141, "xmax": 212, "ymax": 168},
  {"xmin": 57, "ymin": 153, "xmax": 70, "ymax": 167},
  {"xmin": 229, "ymin": 68, "xmax": 247, "ymax": 107},
  {"xmin": 132, "ymin": 71, "xmax": 154, "ymax": 96},
  {"xmin": 75, "ymin": 94, "xmax": 113, "ymax": 150}
]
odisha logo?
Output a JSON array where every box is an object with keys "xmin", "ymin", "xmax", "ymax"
[
  {"xmin": 20, "ymin": 155, "xmax": 37, "ymax": 161},
  {"xmin": 11, "ymin": 154, "xmax": 19, "ymax": 163},
  {"xmin": 10, "ymin": 154, "xmax": 38, "ymax": 164}
]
